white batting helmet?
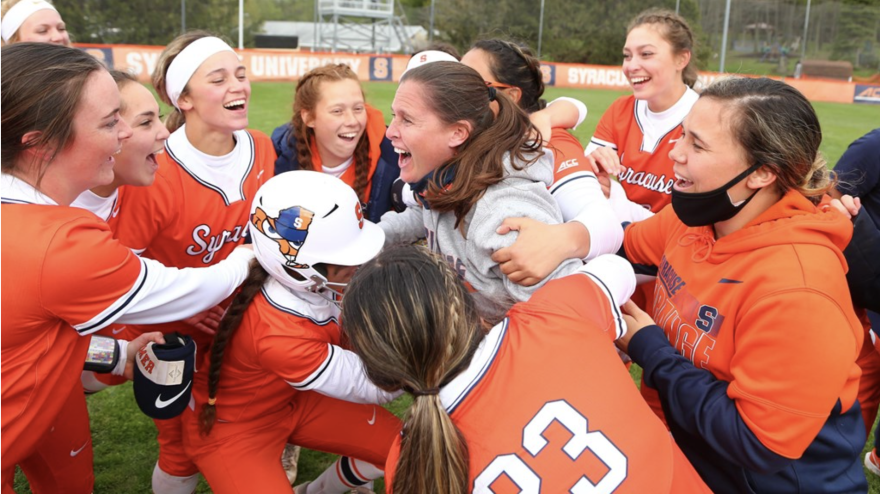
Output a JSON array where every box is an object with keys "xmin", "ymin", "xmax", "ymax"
[{"xmin": 249, "ymin": 170, "xmax": 385, "ymax": 299}]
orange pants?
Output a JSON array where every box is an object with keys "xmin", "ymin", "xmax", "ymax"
[
  {"xmin": 183, "ymin": 391, "xmax": 401, "ymax": 494},
  {"xmin": 142, "ymin": 325, "xmax": 215, "ymax": 478},
  {"xmin": 155, "ymin": 414, "xmax": 200, "ymax": 477},
  {"xmin": 4, "ymin": 384, "xmax": 94, "ymax": 494}
]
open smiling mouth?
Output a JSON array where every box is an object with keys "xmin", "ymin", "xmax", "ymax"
[
  {"xmin": 674, "ymin": 173, "xmax": 694, "ymax": 189},
  {"xmin": 394, "ymin": 147, "xmax": 412, "ymax": 167},
  {"xmin": 224, "ymin": 99, "xmax": 246, "ymax": 111},
  {"xmin": 630, "ymin": 76, "xmax": 651, "ymax": 86}
]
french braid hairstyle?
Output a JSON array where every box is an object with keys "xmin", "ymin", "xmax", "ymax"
[
  {"xmin": 289, "ymin": 64, "xmax": 371, "ymax": 203},
  {"xmin": 199, "ymin": 259, "xmax": 269, "ymax": 435},
  {"xmin": 471, "ymin": 39, "xmax": 546, "ymax": 113},
  {"xmin": 402, "ymin": 61, "xmax": 543, "ymax": 231},
  {"xmin": 341, "ymin": 244, "xmax": 486, "ymax": 494},
  {"xmin": 701, "ymin": 77, "xmax": 835, "ymax": 203},
  {"xmin": 628, "ymin": 9, "xmax": 699, "ymax": 88}
]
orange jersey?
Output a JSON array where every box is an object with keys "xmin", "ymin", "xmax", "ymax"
[
  {"xmin": 548, "ymin": 128, "xmax": 588, "ymax": 186},
  {"xmin": 588, "ymin": 91, "xmax": 698, "ymax": 213},
  {"xmin": 70, "ymin": 186, "xmax": 130, "ymax": 341},
  {"xmin": 182, "ymin": 279, "xmax": 400, "ymax": 490},
  {"xmin": 113, "ymin": 128, "xmax": 274, "ymax": 339},
  {"xmin": 384, "ymin": 273, "xmax": 708, "ymax": 493},
  {"xmin": 623, "ymin": 191, "xmax": 863, "ymax": 459},
  {"xmin": 1, "ymin": 202, "xmax": 143, "ymax": 471},
  {"xmin": 186, "ymin": 280, "xmax": 343, "ymax": 446}
]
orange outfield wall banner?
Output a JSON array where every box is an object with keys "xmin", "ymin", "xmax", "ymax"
[
  {"xmin": 77, "ymin": 43, "xmax": 878, "ymax": 105},
  {"xmin": 77, "ymin": 43, "xmax": 412, "ymax": 84}
]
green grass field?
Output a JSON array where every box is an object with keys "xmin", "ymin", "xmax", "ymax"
[
  {"xmin": 14, "ymin": 81, "xmax": 880, "ymax": 493},
  {"xmin": 251, "ymin": 81, "xmax": 879, "ymax": 167}
]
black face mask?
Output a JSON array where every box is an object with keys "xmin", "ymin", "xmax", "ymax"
[{"xmin": 671, "ymin": 163, "xmax": 763, "ymax": 227}]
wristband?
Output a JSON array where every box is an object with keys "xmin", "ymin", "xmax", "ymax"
[{"xmin": 83, "ymin": 335, "xmax": 119, "ymax": 373}]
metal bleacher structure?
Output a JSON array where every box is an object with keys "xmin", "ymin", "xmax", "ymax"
[{"xmin": 312, "ymin": 0, "xmax": 415, "ymax": 54}]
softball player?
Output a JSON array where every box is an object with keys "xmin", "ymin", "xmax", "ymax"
[
  {"xmin": 271, "ymin": 64, "xmax": 400, "ymax": 223},
  {"xmin": 341, "ymin": 244, "xmax": 710, "ymax": 493},
  {"xmin": 1, "ymin": 43, "xmax": 255, "ymax": 494},
  {"xmin": 1, "ymin": 0, "xmax": 68, "ymax": 46},
  {"xmin": 110, "ymin": 32, "xmax": 275, "ymax": 493},
  {"xmin": 495, "ymin": 9, "xmax": 702, "ymax": 410},
  {"xmin": 181, "ymin": 171, "xmax": 401, "ymax": 494}
]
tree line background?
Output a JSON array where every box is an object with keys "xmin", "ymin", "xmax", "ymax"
[{"xmin": 55, "ymin": 0, "xmax": 880, "ymax": 74}]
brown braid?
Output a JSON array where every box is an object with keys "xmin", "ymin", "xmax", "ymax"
[
  {"xmin": 290, "ymin": 64, "xmax": 372, "ymax": 202},
  {"xmin": 199, "ymin": 259, "xmax": 269, "ymax": 435},
  {"xmin": 351, "ymin": 134, "xmax": 371, "ymax": 204},
  {"xmin": 290, "ymin": 70, "xmax": 320, "ymax": 172}
]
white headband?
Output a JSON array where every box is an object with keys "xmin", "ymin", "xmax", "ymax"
[
  {"xmin": 1, "ymin": 0, "xmax": 57, "ymax": 42},
  {"xmin": 403, "ymin": 50, "xmax": 459, "ymax": 76},
  {"xmin": 165, "ymin": 36, "xmax": 235, "ymax": 109}
]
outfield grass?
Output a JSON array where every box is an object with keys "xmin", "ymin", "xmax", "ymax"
[
  {"xmin": 257, "ymin": 81, "xmax": 878, "ymax": 167},
  {"xmin": 14, "ymin": 80, "xmax": 880, "ymax": 493}
]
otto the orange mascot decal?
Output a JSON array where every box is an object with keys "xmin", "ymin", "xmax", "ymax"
[{"xmin": 252, "ymin": 206, "xmax": 315, "ymax": 268}]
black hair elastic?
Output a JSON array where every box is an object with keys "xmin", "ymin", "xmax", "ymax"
[
  {"xmin": 410, "ymin": 387, "xmax": 441, "ymax": 396},
  {"xmin": 488, "ymin": 86, "xmax": 497, "ymax": 102}
]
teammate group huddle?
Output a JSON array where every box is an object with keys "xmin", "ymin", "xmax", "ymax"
[{"xmin": 3, "ymin": 0, "xmax": 880, "ymax": 493}]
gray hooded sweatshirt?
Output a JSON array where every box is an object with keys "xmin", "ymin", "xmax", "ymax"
[{"xmin": 379, "ymin": 151, "xmax": 583, "ymax": 324}]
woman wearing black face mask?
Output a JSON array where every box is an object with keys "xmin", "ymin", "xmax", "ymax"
[{"xmin": 614, "ymin": 77, "xmax": 867, "ymax": 494}]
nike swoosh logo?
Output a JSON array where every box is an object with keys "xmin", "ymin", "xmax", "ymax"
[
  {"xmin": 111, "ymin": 208, "xmax": 121, "ymax": 218},
  {"xmin": 155, "ymin": 382, "xmax": 192, "ymax": 409},
  {"xmin": 111, "ymin": 326, "xmax": 126, "ymax": 335},
  {"xmin": 70, "ymin": 442, "xmax": 89, "ymax": 457},
  {"xmin": 669, "ymin": 138, "xmax": 681, "ymax": 144},
  {"xmin": 257, "ymin": 169, "xmax": 265, "ymax": 180},
  {"xmin": 718, "ymin": 278, "xmax": 744, "ymax": 284},
  {"xmin": 367, "ymin": 408, "xmax": 376, "ymax": 425}
]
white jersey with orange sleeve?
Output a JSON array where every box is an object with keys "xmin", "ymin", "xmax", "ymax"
[
  {"xmin": 0, "ymin": 174, "xmax": 254, "ymax": 473},
  {"xmin": 585, "ymin": 88, "xmax": 698, "ymax": 213},
  {"xmin": 383, "ymin": 256, "xmax": 710, "ymax": 493},
  {"xmin": 112, "ymin": 127, "xmax": 275, "ymax": 337},
  {"xmin": 546, "ymin": 128, "xmax": 623, "ymax": 259}
]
